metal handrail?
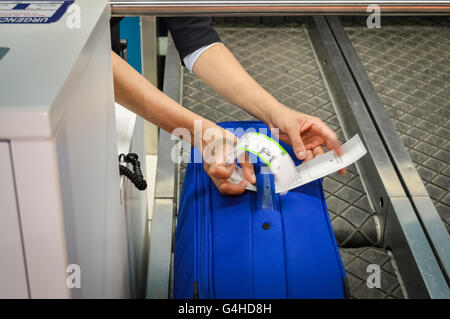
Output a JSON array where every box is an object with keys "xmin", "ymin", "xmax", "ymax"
[{"xmin": 110, "ymin": 1, "xmax": 450, "ymax": 16}]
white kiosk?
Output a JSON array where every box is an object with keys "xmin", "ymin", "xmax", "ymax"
[{"xmin": 0, "ymin": 0, "xmax": 147, "ymax": 298}]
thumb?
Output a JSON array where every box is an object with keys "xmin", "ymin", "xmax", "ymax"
[{"xmin": 286, "ymin": 124, "xmax": 306, "ymax": 160}]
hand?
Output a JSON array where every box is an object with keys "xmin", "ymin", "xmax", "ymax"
[
  {"xmin": 267, "ymin": 104, "xmax": 346, "ymax": 175},
  {"xmin": 201, "ymin": 126, "xmax": 256, "ymax": 195}
]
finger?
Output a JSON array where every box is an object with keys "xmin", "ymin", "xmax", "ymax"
[
  {"xmin": 207, "ymin": 163, "xmax": 234, "ymax": 179},
  {"xmin": 286, "ymin": 124, "xmax": 307, "ymax": 160},
  {"xmin": 237, "ymin": 151, "xmax": 256, "ymax": 184},
  {"xmin": 241, "ymin": 162, "xmax": 256, "ymax": 184},
  {"xmin": 217, "ymin": 180, "xmax": 248, "ymax": 195},
  {"xmin": 303, "ymin": 135, "xmax": 325, "ymax": 150},
  {"xmin": 318, "ymin": 126, "xmax": 346, "ymax": 174},
  {"xmin": 312, "ymin": 145, "xmax": 325, "ymax": 158},
  {"xmin": 320, "ymin": 125, "xmax": 343, "ymax": 157},
  {"xmin": 324, "ymin": 134, "xmax": 345, "ymax": 174},
  {"xmin": 304, "ymin": 149, "xmax": 314, "ymax": 161}
]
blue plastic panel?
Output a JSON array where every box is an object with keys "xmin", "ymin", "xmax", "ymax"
[{"xmin": 120, "ymin": 17, "xmax": 142, "ymax": 73}]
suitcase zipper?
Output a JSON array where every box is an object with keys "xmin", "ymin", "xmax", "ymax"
[{"xmin": 198, "ymin": 164, "xmax": 213, "ymax": 299}]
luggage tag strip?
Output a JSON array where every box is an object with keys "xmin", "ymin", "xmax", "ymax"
[{"xmin": 227, "ymin": 132, "xmax": 367, "ymax": 193}]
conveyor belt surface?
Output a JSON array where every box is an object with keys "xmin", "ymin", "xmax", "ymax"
[
  {"xmin": 340, "ymin": 247, "xmax": 404, "ymax": 298},
  {"xmin": 342, "ymin": 17, "xmax": 450, "ymax": 233},
  {"xmin": 179, "ymin": 21, "xmax": 405, "ymax": 298}
]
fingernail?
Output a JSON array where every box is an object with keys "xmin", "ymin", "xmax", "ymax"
[{"xmin": 297, "ymin": 151, "xmax": 305, "ymax": 159}]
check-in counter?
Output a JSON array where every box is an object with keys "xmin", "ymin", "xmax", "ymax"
[{"xmin": 0, "ymin": 0, "xmax": 147, "ymax": 298}]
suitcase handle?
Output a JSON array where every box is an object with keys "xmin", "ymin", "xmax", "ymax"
[{"xmin": 254, "ymin": 164, "xmax": 280, "ymax": 212}]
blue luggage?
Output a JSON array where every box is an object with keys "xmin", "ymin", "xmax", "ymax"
[{"xmin": 174, "ymin": 121, "xmax": 348, "ymax": 299}]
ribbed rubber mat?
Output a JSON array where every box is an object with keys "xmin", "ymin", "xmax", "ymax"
[
  {"xmin": 342, "ymin": 17, "xmax": 450, "ymax": 233},
  {"xmin": 339, "ymin": 247, "xmax": 405, "ymax": 299}
]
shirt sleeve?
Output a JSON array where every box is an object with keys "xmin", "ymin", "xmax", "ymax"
[
  {"xmin": 183, "ymin": 42, "xmax": 222, "ymax": 73},
  {"xmin": 160, "ymin": 17, "xmax": 221, "ymax": 63}
]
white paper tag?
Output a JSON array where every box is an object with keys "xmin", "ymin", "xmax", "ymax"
[{"xmin": 228, "ymin": 133, "xmax": 367, "ymax": 193}]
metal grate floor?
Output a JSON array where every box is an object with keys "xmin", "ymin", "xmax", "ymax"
[
  {"xmin": 342, "ymin": 16, "xmax": 450, "ymax": 233},
  {"xmin": 179, "ymin": 21, "xmax": 406, "ymax": 298}
]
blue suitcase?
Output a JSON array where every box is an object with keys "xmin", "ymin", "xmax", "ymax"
[{"xmin": 174, "ymin": 121, "xmax": 348, "ymax": 299}]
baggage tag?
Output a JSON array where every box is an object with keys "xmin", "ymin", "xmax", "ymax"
[
  {"xmin": 227, "ymin": 132, "xmax": 297, "ymax": 192},
  {"xmin": 227, "ymin": 133, "xmax": 367, "ymax": 194}
]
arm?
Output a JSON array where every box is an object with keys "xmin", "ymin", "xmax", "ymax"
[
  {"xmin": 160, "ymin": 17, "xmax": 344, "ymax": 171},
  {"xmin": 112, "ymin": 51, "xmax": 255, "ymax": 194},
  {"xmin": 193, "ymin": 44, "xmax": 345, "ymax": 174},
  {"xmin": 193, "ymin": 44, "xmax": 280, "ymax": 127},
  {"xmin": 112, "ymin": 51, "xmax": 207, "ymax": 137}
]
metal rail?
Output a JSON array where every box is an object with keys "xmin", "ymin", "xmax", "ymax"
[
  {"xmin": 110, "ymin": 1, "xmax": 450, "ymax": 16},
  {"xmin": 325, "ymin": 16, "xmax": 450, "ymax": 285},
  {"xmin": 146, "ymin": 34, "xmax": 181, "ymax": 299},
  {"xmin": 307, "ymin": 16, "xmax": 449, "ymax": 298}
]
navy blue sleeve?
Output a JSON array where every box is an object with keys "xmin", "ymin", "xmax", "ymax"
[{"xmin": 160, "ymin": 17, "xmax": 221, "ymax": 62}]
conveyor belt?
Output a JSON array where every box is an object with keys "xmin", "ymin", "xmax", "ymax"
[
  {"xmin": 340, "ymin": 247, "xmax": 404, "ymax": 298},
  {"xmin": 179, "ymin": 21, "xmax": 406, "ymax": 298},
  {"xmin": 342, "ymin": 17, "xmax": 450, "ymax": 233}
]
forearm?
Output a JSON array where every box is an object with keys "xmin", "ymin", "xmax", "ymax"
[
  {"xmin": 112, "ymin": 51, "xmax": 215, "ymax": 142},
  {"xmin": 112, "ymin": 51, "xmax": 255, "ymax": 194},
  {"xmin": 192, "ymin": 44, "xmax": 285, "ymax": 125}
]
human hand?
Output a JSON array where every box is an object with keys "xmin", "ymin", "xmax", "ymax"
[
  {"xmin": 267, "ymin": 105, "xmax": 346, "ymax": 175},
  {"xmin": 201, "ymin": 126, "xmax": 256, "ymax": 195}
]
